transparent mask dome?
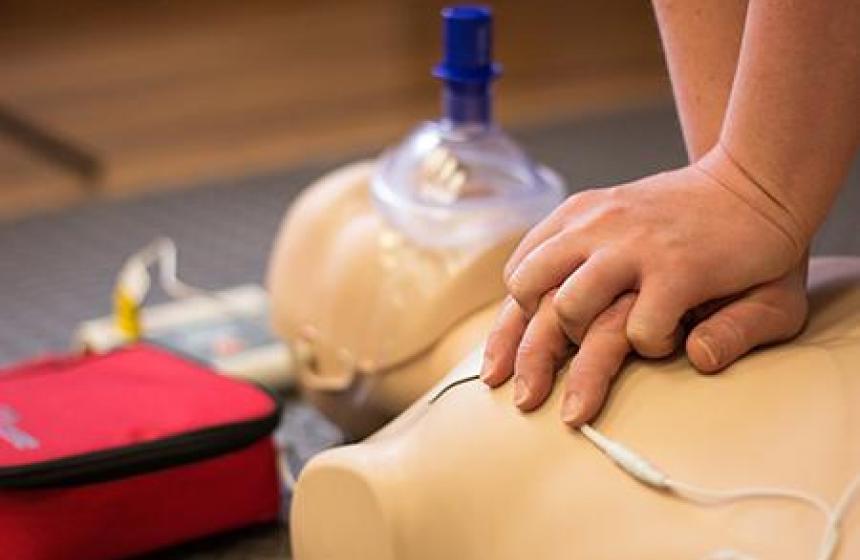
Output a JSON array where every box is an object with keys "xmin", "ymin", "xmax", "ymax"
[{"xmin": 372, "ymin": 121, "xmax": 565, "ymax": 248}]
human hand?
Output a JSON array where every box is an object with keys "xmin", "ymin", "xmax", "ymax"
[
  {"xmin": 503, "ymin": 148, "xmax": 807, "ymax": 359},
  {"xmin": 480, "ymin": 292, "xmax": 634, "ymax": 424},
  {"xmin": 480, "ymin": 260, "xmax": 809, "ymax": 426}
]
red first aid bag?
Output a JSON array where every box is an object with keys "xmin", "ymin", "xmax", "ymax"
[{"xmin": 0, "ymin": 343, "xmax": 282, "ymax": 560}]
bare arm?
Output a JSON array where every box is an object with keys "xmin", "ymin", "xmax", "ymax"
[
  {"xmin": 653, "ymin": 0, "xmax": 748, "ymax": 161},
  {"xmin": 719, "ymin": 0, "xmax": 860, "ymax": 240}
]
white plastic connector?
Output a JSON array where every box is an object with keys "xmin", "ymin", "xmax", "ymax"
[{"xmin": 579, "ymin": 425, "xmax": 669, "ymax": 489}]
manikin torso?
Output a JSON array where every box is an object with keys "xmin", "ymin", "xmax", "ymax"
[
  {"xmin": 291, "ymin": 257, "xmax": 860, "ymax": 560},
  {"xmin": 267, "ymin": 161, "xmax": 514, "ymax": 436}
]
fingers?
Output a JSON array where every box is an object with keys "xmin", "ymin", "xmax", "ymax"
[
  {"xmin": 481, "ymin": 297, "xmax": 529, "ymax": 387},
  {"xmin": 626, "ymin": 278, "xmax": 695, "ymax": 358},
  {"xmin": 512, "ymin": 290, "xmax": 571, "ymax": 412},
  {"xmin": 562, "ymin": 294, "xmax": 635, "ymax": 426},
  {"xmin": 553, "ymin": 250, "xmax": 638, "ymax": 344},
  {"xmin": 686, "ymin": 278, "xmax": 808, "ymax": 373},
  {"xmin": 506, "ymin": 230, "xmax": 587, "ymax": 316}
]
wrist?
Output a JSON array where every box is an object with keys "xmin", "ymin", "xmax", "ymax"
[{"xmin": 695, "ymin": 143, "xmax": 812, "ymax": 256}]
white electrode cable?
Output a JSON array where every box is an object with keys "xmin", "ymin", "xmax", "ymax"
[
  {"xmin": 149, "ymin": 238, "xmax": 206, "ymax": 300},
  {"xmin": 117, "ymin": 237, "xmax": 212, "ymax": 302},
  {"xmin": 428, "ymin": 375, "xmax": 859, "ymax": 559},
  {"xmin": 113, "ymin": 237, "xmax": 222, "ymax": 340},
  {"xmin": 579, "ymin": 424, "xmax": 858, "ymax": 560},
  {"xmin": 112, "ymin": 237, "xmax": 279, "ymax": 340},
  {"xmin": 833, "ymin": 472, "xmax": 860, "ymax": 523}
]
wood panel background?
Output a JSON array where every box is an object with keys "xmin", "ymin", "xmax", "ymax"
[{"xmin": 0, "ymin": 0, "xmax": 670, "ymax": 220}]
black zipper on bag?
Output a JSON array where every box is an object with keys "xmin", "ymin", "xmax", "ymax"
[
  {"xmin": 0, "ymin": 391, "xmax": 282, "ymax": 489},
  {"xmin": 0, "ymin": 347, "xmax": 284, "ymax": 490}
]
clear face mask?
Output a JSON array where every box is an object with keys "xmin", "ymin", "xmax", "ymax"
[
  {"xmin": 371, "ymin": 5, "xmax": 565, "ymax": 249},
  {"xmin": 372, "ymin": 120, "xmax": 565, "ymax": 249}
]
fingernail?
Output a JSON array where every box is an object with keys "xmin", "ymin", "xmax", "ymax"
[
  {"xmin": 514, "ymin": 376, "xmax": 530, "ymax": 407},
  {"xmin": 562, "ymin": 393, "xmax": 583, "ymax": 425},
  {"xmin": 696, "ymin": 333, "xmax": 721, "ymax": 369}
]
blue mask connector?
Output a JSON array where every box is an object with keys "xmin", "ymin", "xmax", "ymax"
[{"xmin": 433, "ymin": 5, "xmax": 501, "ymax": 127}]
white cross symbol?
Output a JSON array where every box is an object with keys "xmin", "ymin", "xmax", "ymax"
[{"xmin": 0, "ymin": 405, "xmax": 39, "ymax": 451}]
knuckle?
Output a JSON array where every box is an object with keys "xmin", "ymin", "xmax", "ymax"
[
  {"xmin": 580, "ymin": 203, "xmax": 626, "ymax": 232},
  {"xmin": 564, "ymin": 189, "xmax": 592, "ymax": 209},
  {"xmin": 770, "ymin": 295, "xmax": 809, "ymax": 339},
  {"xmin": 551, "ymin": 290, "xmax": 578, "ymax": 319},
  {"xmin": 505, "ymin": 273, "xmax": 535, "ymax": 310},
  {"xmin": 625, "ymin": 320, "xmax": 648, "ymax": 344},
  {"xmin": 590, "ymin": 304, "xmax": 626, "ymax": 331},
  {"xmin": 627, "ymin": 325, "xmax": 675, "ymax": 358},
  {"xmin": 563, "ymin": 188, "xmax": 603, "ymax": 214},
  {"xmin": 598, "ymin": 199, "xmax": 630, "ymax": 221},
  {"xmin": 504, "ymin": 272, "xmax": 525, "ymax": 299},
  {"xmin": 615, "ymin": 292, "xmax": 638, "ymax": 309},
  {"xmin": 561, "ymin": 320, "xmax": 587, "ymax": 345},
  {"xmin": 515, "ymin": 339, "xmax": 543, "ymax": 364},
  {"xmin": 552, "ymin": 296, "xmax": 587, "ymax": 339},
  {"xmin": 754, "ymin": 299, "xmax": 808, "ymax": 342}
]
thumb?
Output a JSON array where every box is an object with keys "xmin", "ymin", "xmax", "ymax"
[{"xmin": 686, "ymin": 286, "xmax": 808, "ymax": 373}]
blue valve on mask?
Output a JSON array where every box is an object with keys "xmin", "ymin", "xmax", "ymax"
[
  {"xmin": 433, "ymin": 5, "xmax": 500, "ymax": 127},
  {"xmin": 372, "ymin": 5, "xmax": 566, "ymax": 248}
]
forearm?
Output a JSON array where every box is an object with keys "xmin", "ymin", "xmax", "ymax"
[
  {"xmin": 720, "ymin": 0, "xmax": 860, "ymax": 240},
  {"xmin": 652, "ymin": 0, "xmax": 748, "ymax": 162}
]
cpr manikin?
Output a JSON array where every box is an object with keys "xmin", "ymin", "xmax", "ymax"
[
  {"xmin": 290, "ymin": 256, "xmax": 860, "ymax": 560},
  {"xmin": 267, "ymin": 7, "xmax": 563, "ymax": 436}
]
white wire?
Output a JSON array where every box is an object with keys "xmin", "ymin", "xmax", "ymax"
[
  {"xmin": 669, "ymin": 478, "xmax": 837, "ymax": 560},
  {"xmin": 833, "ymin": 471, "xmax": 860, "ymax": 522},
  {"xmin": 140, "ymin": 237, "xmax": 209, "ymax": 300},
  {"xmin": 816, "ymin": 471, "xmax": 860, "ymax": 560},
  {"xmin": 668, "ymin": 478, "xmax": 833, "ymax": 519},
  {"xmin": 579, "ymin": 424, "xmax": 859, "ymax": 560},
  {"xmin": 118, "ymin": 236, "xmax": 250, "ymax": 321}
]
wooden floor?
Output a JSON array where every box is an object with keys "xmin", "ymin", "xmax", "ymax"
[{"xmin": 0, "ymin": 0, "xmax": 669, "ymax": 220}]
